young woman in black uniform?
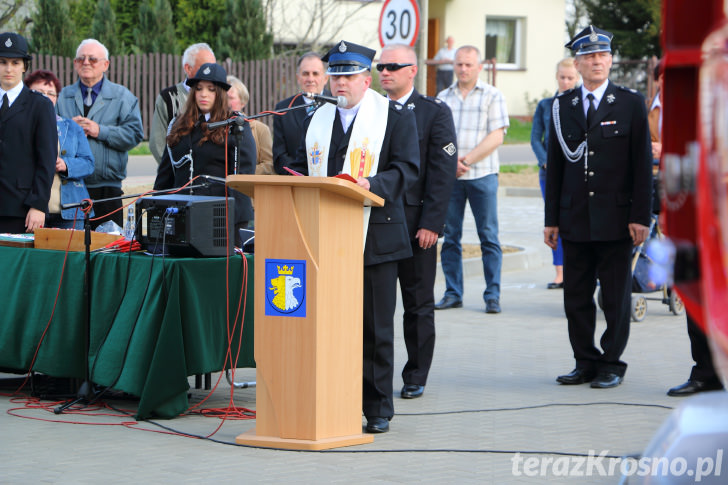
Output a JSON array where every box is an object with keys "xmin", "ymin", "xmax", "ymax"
[{"xmin": 154, "ymin": 63, "xmax": 256, "ymax": 233}]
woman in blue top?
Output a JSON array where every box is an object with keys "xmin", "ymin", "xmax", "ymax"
[
  {"xmin": 531, "ymin": 58, "xmax": 579, "ymax": 289},
  {"xmin": 25, "ymin": 70, "xmax": 94, "ymax": 229}
]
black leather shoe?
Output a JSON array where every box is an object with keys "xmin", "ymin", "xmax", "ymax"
[
  {"xmin": 401, "ymin": 384, "xmax": 424, "ymax": 399},
  {"xmin": 556, "ymin": 368, "xmax": 595, "ymax": 385},
  {"xmin": 485, "ymin": 299, "xmax": 501, "ymax": 313},
  {"xmin": 435, "ymin": 295, "xmax": 462, "ymax": 310},
  {"xmin": 547, "ymin": 282, "xmax": 565, "ymax": 289},
  {"xmin": 667, "ymin": 379, "xmax": 724, "ymax": 397},
  {"xmin": 590, "ymin": 372, "xmax": 623, "ymax": 388},
  {"xmin": 365, "ymin": 417, "xmax": 389, "ymax": 433}
]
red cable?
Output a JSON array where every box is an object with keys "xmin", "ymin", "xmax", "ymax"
[
  {"xmin": 0, "ymin": 214, "xmax": 85, "ymax": 397},
  {"xmin": 88, "ymin": 179, "xmax": 201, "ymax": 223},
  {"xmin": 180, "ymin": 128, "xmax": 256, "ymax": 435}
]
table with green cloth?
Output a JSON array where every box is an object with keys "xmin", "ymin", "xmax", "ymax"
[{"xmin": 0, "ymin": 246, "xmax": 254, "ymax": 419}]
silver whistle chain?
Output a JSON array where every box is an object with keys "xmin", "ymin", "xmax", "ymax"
[{"xmin": 552, "ymin": 98, "xmax": 588, "ymax": 178}]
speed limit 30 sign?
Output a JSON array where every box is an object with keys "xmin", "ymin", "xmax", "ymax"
[{"xmin": 378, "ymin": 0, "xmax": 420, "ymax": 47}]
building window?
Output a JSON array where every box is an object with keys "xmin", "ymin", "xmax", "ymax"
[{"xmin": 485, "ymin": 17, "xmax": 524, "ymax": 69}]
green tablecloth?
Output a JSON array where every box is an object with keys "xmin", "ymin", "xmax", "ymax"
[{"xmin": 0, "ymin": 246, "xmax": 254, "ymax": 419}]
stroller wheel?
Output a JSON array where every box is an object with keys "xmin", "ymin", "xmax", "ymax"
[
  {"xmin": 669, "ymin": 291, "xmax": 685, "ymax": 316},
  {"xmin": 631, "ymin": 295, "xmax": 647, "ymax": 322}
]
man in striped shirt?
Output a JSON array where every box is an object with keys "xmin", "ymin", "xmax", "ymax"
[{"xmin": 435, "ymin": 45, "xmax": 509, "ymax": 314}]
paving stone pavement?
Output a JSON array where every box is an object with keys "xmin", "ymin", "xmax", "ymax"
[{"xmin": 0, "ymin": 190, "xmax": 715, "ymax": 484}]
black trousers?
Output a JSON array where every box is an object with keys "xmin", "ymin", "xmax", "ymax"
[
  {"xmin": 562, "ymin": 238, "xmax": 632, "ymax": 376},
  {"xmin": 362, "ymin": 260, "xmax": 398, "ymax": 419},
  {"xmin": 686, "ymin": 314, "xmax": 721, "ymax": 382},
  {"xmin": 398, "ymin": 241, "xmax": 437, "ymax": 386},
  {"xmin": 0, "ymin": 216, "xmax": 27, "ymax": 234},
  {"xmin": 87, "ymin": 186, "xmax": 123, "ymax": 229}
]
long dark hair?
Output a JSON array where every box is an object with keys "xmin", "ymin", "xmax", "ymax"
[{"xmin": 167, "ymin": 82, "xmax": 230, "ymax": 146}]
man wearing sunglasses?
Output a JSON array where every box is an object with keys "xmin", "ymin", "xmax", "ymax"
[
  {"xmin": 379, "ymin": 44, "xmax": 457, "ymax": 401},
  {"xmin": 285, "ymin": 40, "xmax": 419, "ymax": 434},
  {"xmin": 57, "ymin": 39, "xmax": 143, "ymax": 229}
]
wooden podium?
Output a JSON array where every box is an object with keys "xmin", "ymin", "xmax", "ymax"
[{"xmin": 227, "ymin": 175, "xmax": 383, "ymax": 450}]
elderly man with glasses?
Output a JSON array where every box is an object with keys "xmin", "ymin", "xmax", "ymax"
[{"xmin": 56, "ymin": 38, "xmax": 143, "ymax": 229}]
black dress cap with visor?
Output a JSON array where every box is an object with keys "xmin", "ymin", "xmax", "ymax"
[
  {"xmin": 565, "ymin": 25, "xmax": 613, "ymax": 56},
  {"xmin": 186, "ymin": 63, "xmax": 231, "ymax": 91},
  {"xmin": 322, "ymin": 40, "xmax": 376, "ymax": 75},
  {"xmin": 0, "ymin": 32, "xmax": 32, "ymax": 60}
]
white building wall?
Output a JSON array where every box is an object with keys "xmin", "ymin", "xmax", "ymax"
[
  {"xmin": 441, "ymin": 0, "xmax": 566, "ymax": 116},
  {"xmin": 267, "ymin": 0, "xmax": 384, "ymax": 51},
  {"xmin": 267, "ymin": 0, "xmax": 566, "ymax": 117}
]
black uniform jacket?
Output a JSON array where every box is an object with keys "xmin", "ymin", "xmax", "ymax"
[
  {"xmin": 401, "ymin": 89, "xmax": 457, "ymax": 239},
  {"xmin": 272, "ymin": 94, "xmax": 311, "ymax": 175},
  {"xmin": 154, "ymin": 118, "xmax": 257, "ymax": 222},
  {"xmin": 0, "ymin": 87, "xmax": 58, "ymax": 216},
  {"xmin": 288, "ymin": 100, "xmax": 420, "ymax": 266},
  {"xmin": 545, "ymin": 81, "xmax": 652, "ymax": 242}
]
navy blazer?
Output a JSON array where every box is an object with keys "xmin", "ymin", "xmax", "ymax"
[
  {"xmin": 272, "ymin": 94, "xmax": 310, "ymax": 175},
  {"xmin": 288, "ymin": 99, "xmax": 420, "ymax": 266},
  {"xmin": 0, "ymin": 87, "xmax": 57, "ymax": 217},
  {"xmin": 401, "ymin": 89, "xmax": 458, "ymax": 239},
  {"xmin": 545, "ymin": 81, "xmax": 652, "ymax": 242}
]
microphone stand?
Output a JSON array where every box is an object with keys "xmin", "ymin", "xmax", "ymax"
[
  {"xmin": 53, "ymin": 183, "xmax": 210, "ymax": 414},
  {"xmin": 53, "ymin": 200, "xmax": 94, "ymax": 413},
  {"xmin": 206, "ymin": 102, "xmax": 314, "ymax": 129}
]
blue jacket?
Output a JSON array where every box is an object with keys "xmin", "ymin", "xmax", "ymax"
[
  {"xmin": 56, "ymin": 77, "xmax": 143, "ymax": 188},
  {"xmin": 530, "ymin": 95, "xmax": 554, "ymax": 169},
  {"xmin": 57, "ymin": 117, "xmax": 95, "ymax": 219}
]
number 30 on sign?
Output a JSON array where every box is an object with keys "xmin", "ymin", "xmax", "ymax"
[{"xmin": 378, "ymin": 0, "xmax": 421, "ymax": 47}]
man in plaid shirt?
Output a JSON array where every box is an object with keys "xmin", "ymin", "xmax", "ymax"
[{"xmin": 434, "ymin": 45, "xmax": 509, "ymax": 314}]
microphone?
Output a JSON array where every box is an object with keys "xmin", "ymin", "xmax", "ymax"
[
  {"xmin": 207, "ymin": 115, "xmax": 247, "ymax": 129},
  {"xmin": 198, "ymin": 174, "xmax": 228, "ymax": 185},
  {"xmin": 303, "ymin": 92, "xmax": 348, "ymax": 107}
]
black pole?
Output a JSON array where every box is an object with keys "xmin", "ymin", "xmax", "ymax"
[
  {"xmin": 53, "ymin": 183, "xmax": 213, "ymax": 413},
  {"xmin": 54, "ymin": 211, "xmax": 95, "ymax": 413}
]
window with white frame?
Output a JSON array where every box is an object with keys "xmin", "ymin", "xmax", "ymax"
[{"xmin": 485, "ymin": 17, "xmax": 525, "ymax": 69}]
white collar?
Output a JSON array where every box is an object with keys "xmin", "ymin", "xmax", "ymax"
[
  {"xmin": 0, "ymin": 81, "xmax": 24, "ymax": 106},
  {"xmin": 650, "ymin": 92, "xmax": 661, "ymax": 111},
  {"xmin": 337, "ymin": 98, "xmax": 363, "ymax": 133},
  {"xmin": 582, "ymin": 80, "xmax": 609, "ymax": 107},
  {"xmin": 389, "ymin": 87, "xmax": 415, "ymax": 106}
]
